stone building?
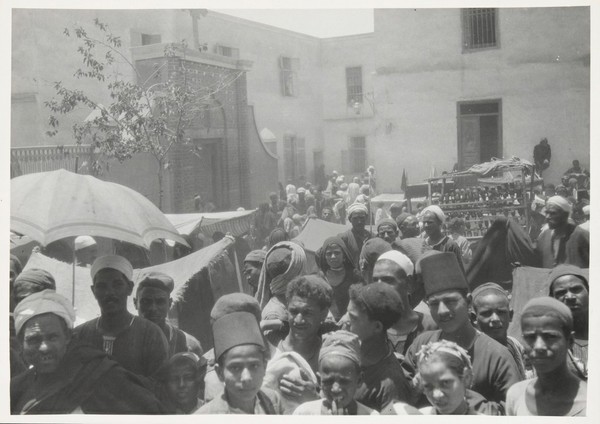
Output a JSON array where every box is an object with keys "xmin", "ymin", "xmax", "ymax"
[{"xmin": 11, "ymin": 8, "xmax": 590, "ymax": 209}]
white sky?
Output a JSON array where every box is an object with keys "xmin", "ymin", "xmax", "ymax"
[{"xmin": 213, "ymin": 9, "xmax": 375, "ymax": 38}]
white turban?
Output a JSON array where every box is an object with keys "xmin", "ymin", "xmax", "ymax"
[
  {"xmin": 91, "ymin": 255, "xmax": 133, "ymax": 282},
  {"xmin": 547, "ymin": 195, "xmax": 572, "ymax": 213},
  {"xmin": 74, "ymin": 235, "xmax": 96, "ymax": 251},
  {"xmin": 377, "ymin": 250, "xmax": 415, "ymax": 276},
  {"xmin": 582, "ymin": 205, "xmax": 590, "ymax": 215},
  {"xmin": 422, "ymin": 205, "xmax": 446, "ymax": 223},
  {"xmin": 14, "ymin": 289, "xmax": 76, "ymax": 335},
  {"xmin": 347, "ymin": 202, "xmax": 368, "ymax": 218}
]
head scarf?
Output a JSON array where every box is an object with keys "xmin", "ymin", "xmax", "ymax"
[
  {"xmin": 421, "ymin": 205, "xmax": 446, "ymax": 224},
  {"xmin": 91, "ymin": 255, "xmax": 133, "ymax": 282},
  {"xmin": 267, "ymin": 227, "xmax": 288, "ymax": 248},
  {"xmin": 359, "ymin": 238, "xmax": 392, "ymax": 272},
  {"xmin": 319, "ymin": 330, "xmax": 361, "ymax": 366},
  {"xmin": 548, "ymin": 264, "xmax": 588, "ymax": 293},
  {"xmin": 521, "ymin": 297, "xmax": 573, "ymax": 335},
  {"xmin": 471, "ymin": 282, "xmax": 508, "ymax": 303},
  {"xmin": 255, "ymin": 241, "xmax": 307, "ymax": 309},
  {"xmin": 416, "ymin": 340, "xmax": 472, "ymax": 371},
  {"xmin": 244, "ymin": 250, "xmax": 266, "ymax": 265},
  {"xmin": 14, "ymin": 269, "xmax": 56, "ymax": 291},
  {"xmin": 14, "ymin": 289, "xmax": 76, "ymax": 335},
  {"xmin": 347, "ymin": 202, "xmax": 368, "ymax": 219},
  {"xmin": 377, "ymin": 250, "xmax": 414, "ymax": 277},
  {"xmin": 546, "ymin": 195, "xmax": 572, "ymax": 213},
  {"xmin": 316, "ymin": 236, "xmax": 353, "ymax": 273}
]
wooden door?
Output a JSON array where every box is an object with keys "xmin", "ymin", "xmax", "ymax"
[{"xmin": 459, "ymin": 116, "xmax": 480, "ymax": 171}]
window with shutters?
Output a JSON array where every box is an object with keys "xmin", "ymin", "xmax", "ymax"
[
  {"xmin": 279, "ymin": 56, "xmax": 299, "ymax": 97},
  {"xmin": 346, "ymin": 67, "xmax": 363, "ymax": 105},
  {"xmin": 462, "ymin": 9, "xmax": 498, "ymax": 51},
  {"xmin": 141, "ymin": 33, "xmax": 162, "ymax": 46},
  {"xmin": 283, "ymin": 134, "xmax": 305, "ymax": 183}
]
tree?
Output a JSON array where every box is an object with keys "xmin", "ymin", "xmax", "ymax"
[{"xmin": 45, "ymin": 18, "xmax": 243, "ymax": 210}]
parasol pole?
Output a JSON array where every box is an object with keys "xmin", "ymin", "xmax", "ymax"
[
  {"xmin": 368, "ymin": 171, "xmax": 373, "ymax": 233},
  {"xmin": 72, "ymin": 239, "xmax": 76, "ymax": 306},
  {"xmin": 232, "ymin": 245, "xmax": 245, "ymax": 293}
]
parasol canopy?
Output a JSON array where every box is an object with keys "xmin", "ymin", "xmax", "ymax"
[{"xmin": 11, "ymin": 169, "xmax": 188, "ymax": 249}]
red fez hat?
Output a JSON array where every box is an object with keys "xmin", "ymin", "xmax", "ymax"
[{"xmin": 420, "ymin": 252, "xmax": 468, "ymax": 297}]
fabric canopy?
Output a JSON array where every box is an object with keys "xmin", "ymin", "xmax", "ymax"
[
  {"xmin": 165, "ymin": 210, "xmax": 256, "ymax": 238},
  {"xmin": 293, "ymin": 218, "xmax": 349, "ymax": 253},
  {"xmin": 23, "ymin": 237, "xmax": 234, "ymax": 321}
]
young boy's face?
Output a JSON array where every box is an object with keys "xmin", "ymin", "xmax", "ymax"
[
  {"xmin": 318, "ymin": 355, "xmax": 361, "ymax": 409},
  {"xmin": 216, "ymin": 344, "xmax": 266, "ymax": 404},
  {"xmin": 473, "ymin": 292, "xmax": 511, "ymax": 343},
  {"xmin": 166, "ymin": 363, "xmax": 199, "ymax": 409}
]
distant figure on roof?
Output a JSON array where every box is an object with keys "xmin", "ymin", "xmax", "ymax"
[{"xmin": 533, "ymin": 138, "xmax": 551, "ymax": 174}]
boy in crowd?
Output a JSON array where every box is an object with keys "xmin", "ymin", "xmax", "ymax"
[
  {"xmin": 196, "ymin": 310, "xmax": 284, "ymax": 414},
  {"xmin": 347, "ymin": 282, "xmax": 412, "ymax": 411},
  {"xmin": 293, "ymin": 330, "xmax": 378, "ymax": 415}
]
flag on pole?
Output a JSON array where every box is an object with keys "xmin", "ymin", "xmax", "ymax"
[{"xmin": 401, "ymin": 168, "xmax": 408, "ymax": 192}]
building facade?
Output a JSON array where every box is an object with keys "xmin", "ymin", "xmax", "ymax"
[{"xmin": 11, "ymin": 7, "xmax": 590, "ymax": 209}]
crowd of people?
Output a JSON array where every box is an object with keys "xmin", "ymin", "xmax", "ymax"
[{"xmin": 8, "ymin": 163, "xmax": 589, "ymax": 416}]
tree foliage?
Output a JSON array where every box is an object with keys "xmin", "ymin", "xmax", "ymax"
[{"xmin": 45, "ymin": 18, "xmax": 243, "ymax": 209}]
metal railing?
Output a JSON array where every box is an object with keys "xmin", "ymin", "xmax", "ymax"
[{"xmin": 11, "ymin": 145, "xmax": 95, "ymax": 178}]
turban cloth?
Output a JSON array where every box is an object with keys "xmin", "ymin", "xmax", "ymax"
[
  {"xmin": 377, "ymin": 218, "xmax": 398, "ymax": 232},
  {"xmin": 286, "ymin": 184, "xmax": 297, "ymax": 195},
  {"xmin": 419, "ymin": 251, "xmax": 468, "ymax": 297},
  {"xmin": 14, "ymin": 289, "xmax": 76, "ymax": 335},
  {"xmin": 136, "ymin": 271, "xmax": 174, "ymax": 294},
  {"xmin": 377, "ymin": 250, "xmax": 414, "ymax": 276},
  {"xmin": 421, "ymin": 205, "xmax": 446, "ymax": 223},
  {"xmin": 212, "ymin": 311, "xmax": 265, "ymax": 362},
  {"xmin": 244, "ymin": 250, "xmax": 266, "ymax": 264},
  {"xmin": 548, "ymin": 264, "xmax": 588, "ymax": 293},
  {"xmin": 546, "ymin": 195, "xmax": 572, "ymax": 213},
  {"xmin": 14, "ymin": 268, "xmax": 56, "ymax": 291},
  {"xmin": 582, "ymin": 205, "xmax": 590, "ymax": 215},
  {"xmin": 74, "ymin": 235, "xmax": 96, "ymax": 251},
  {"xmin": 359, "ymin": 238, "xmax": 391, "ymax": 271},
  {"xmin": 319, "ymin": 330, "xmax": 361, "ymax": 366},
  {"xmin": 91, "ymin": 255, "xmax": 133, "ymax": 282},
  {"xmin": 471, "ymin": 282, "xmax": 508, "ymax": 303},
  {"xmin": 355, "ymin": 194, "xmax": 368, "ymax": 204},
  {"xmin": 347, "ymin": 202, "xmax": 368, "ymax": 219},
  {"xmin": 395, "ymin": 212, "xmax": 411, "ymax": 226},
  {"xmin": 211, "ymin": 292, "xmax": 262, "ymax": 323},
  {"xmin": 256, "ymin": 241, "xmax": 307, "ymax": 309},
  {"xmin": 521, "ymin": 296, "xmax": 573, "ymax": 335},
  {"xmin": 297, "ymin": 187, "xmax": 306, "ymax": 194}
]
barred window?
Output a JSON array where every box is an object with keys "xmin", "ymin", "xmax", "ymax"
[
  {"xmin": 462, "ymin": 9, "xmax": 497, "ymax": 51},
  {"xmin": 215, "ymin": 44, "xmax": 240, "ymax": 59},
  {"xmin": 346, "ymin": 67, "xmax": 363, "ymax": 105}
]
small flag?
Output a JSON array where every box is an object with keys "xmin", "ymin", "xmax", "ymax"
[{"xmin": 401, "ymin": 169, "xmax": 408, "ymax": 192}]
